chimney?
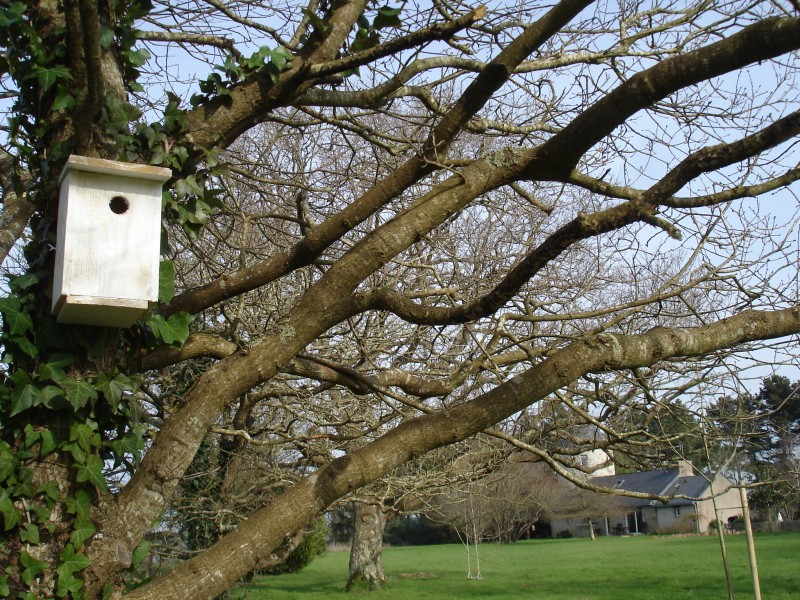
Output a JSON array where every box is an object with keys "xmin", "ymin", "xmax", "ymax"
[{"xmin": 676, "ymin": 460, "xmax": 694, "ymax": 477}]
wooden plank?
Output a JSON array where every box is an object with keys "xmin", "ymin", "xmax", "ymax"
[
  {"xmin": 54, "ymin": 295, "xmax": 150, "ymax": 328},
  {"xmin": 60, "ymin": 155, "xmax": 172, "ymax": 183}
]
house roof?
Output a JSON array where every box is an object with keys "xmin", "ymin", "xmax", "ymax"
[{"xmin": 591, "ymin": 468, "xmax": 711, "ymax": 507}]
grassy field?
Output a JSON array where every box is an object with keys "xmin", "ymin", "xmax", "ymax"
[{"xmin": 232, "ymin": 533, "xmax": 800, "ymax": 599}]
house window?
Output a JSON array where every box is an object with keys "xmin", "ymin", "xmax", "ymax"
[{"xmin": 674, "ymin": 506, "xmax": 682, "ymax": 518}]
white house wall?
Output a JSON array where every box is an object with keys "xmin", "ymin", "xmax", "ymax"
[{"xmin": 548, "ymin": 474, "xmax": 742, "ymax": 536}]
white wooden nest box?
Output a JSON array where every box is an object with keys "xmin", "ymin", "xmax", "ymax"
[{"xmin": 52, "ymin": 155, "xmax": 171, "ymax": 327}]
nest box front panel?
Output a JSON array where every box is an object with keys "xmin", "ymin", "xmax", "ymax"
[{"xmin": 52, "ymin": 158, "xmax": 169, "ymax": 327}]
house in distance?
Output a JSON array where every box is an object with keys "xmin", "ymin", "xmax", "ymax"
[{"xmin": 549, "ymin": 460, "xmax": 742, "ymax": 538}]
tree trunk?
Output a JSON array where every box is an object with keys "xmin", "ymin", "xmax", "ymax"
[{"xmin": 345, "ymin": 502, "xmax": 387, "ymax": 591}]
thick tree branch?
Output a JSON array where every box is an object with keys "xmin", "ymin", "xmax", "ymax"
[
  {"xmin": 0, "ymin": 192, "xmax": 34, "ymax": 265},
  {"xmin": 349, "ymin": 110, "xmax": 800, "ymax": 326},
  {"xmin": 124, "ymin": 306, "xmax": 800, "ymax": 600},
  {"xmin": 307, "ymin": 7, "xmax": 486, "ymax": 80},
  {"xmin": 641, "ymin": 110, "xmax": 800, "ymax": 203},
  {"xmin": 138, "ymin": 333, "xmax": 237, "ymax": 371},
  {"xmin": 664, "ymin": 165, "xmax": 800, "ymax": 209},
  {"xmin": 181, "ymin": 0, "xmax": 370, "ymax": 151},
  {"xmin": 567, "ymin": 163, "xmax": 800, "ymax": 208},
  {"xmin": 169, "ymin": 15, "xmax": 800, "ymax": 320},
  {"xmin": 140, "ymin": 333, "xmax": 478, "ymax": 399},
  {"xmin": 0, "ymin": 151, "xmax": 32, "ymax": 265},
  {"xmin": 136, "ymin": 30, "xmax": 242, "ymax": 58},
  {"xmin": 529, "ymin": 16, "xmax": 800, "ymax": 177},
  {"xmin": 78, "ymin": 0, "xmax": 103, "ymax": 110},
  {"xmin": 166, "ymin": 0, "xmax": 590, "ymax": 317}
]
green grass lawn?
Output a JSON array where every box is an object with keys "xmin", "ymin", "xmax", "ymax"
[{"xmin": 232, "ymin": 533, "xmax": 800, "ymax": 599}]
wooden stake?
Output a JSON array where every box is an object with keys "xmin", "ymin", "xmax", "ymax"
[{"xmin": 738, "ymin": 480, "xmax": 762, "ymax": 600}]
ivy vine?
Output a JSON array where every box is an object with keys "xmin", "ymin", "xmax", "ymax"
[{"xmin": 0, "ymin": 1, "xmax": 192, "ymax": 597}]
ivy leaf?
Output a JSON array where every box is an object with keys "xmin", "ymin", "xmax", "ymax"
[
  {"xmin": 0, "ymin": 575, "xmax": 9, "ymax": 596},
  {"xmin": 56, "ymin": 544, "xmax": 90, "ymax": 597},
  {"xmin": 58, "ymin": 571, "xmax": 85, "ymax": 596},
  {"xmin": 146, "ymin": 312, "xmax": 192, "ymax": 346},
  {"xmin": 175, "ymin": 175, "xmax": 203, "ymax": 197},
  {"xmin": 203, "ymin": 146, "xmax": 222, "ymax": 169},
  {"xmin": 124, "ymin": 47, "xmax": 151, "ymax": 68},
  {"xmin": 70, "ymin": 423, "xmax": 100, "ymax": 454},
  {"xmin": 0, "ymin": 295, "xmax": 33, "ymax": 335},
  {"xmin": 109, "ymin": 431, "xmax": 145, "ymax": 464},
  {"xmin": 66, "ymin": 489, "xmax": 92, "ymax": 517},
  {"xmin": 24, "ymin": 424, "xmax": 40, "ymax": 448},
  {"xmin": 36, "ymin": 479, "xmax": 60, "ymax": 502},
  {"xmin": 269, "ymin": 46, "xmax": 292, "ymax": 71},
  {"xmin": 69, "ymin": 513, "xmax": 96, "ymax": 547},
  {"xmin": 32, "ymin": 502, "xmax": 52, "ymax": 523},
  {"xmin": 245, "ymin": 46, "xmax": 270, "ymax": 70},
  {"xmin": 99, "ymin": 26, "xmax": 115, "ymax": 49},
  {"xmin": 39, "ymin": 429, "xmax": 57, "ymax": 456},
  {"xmin": 202, "ymin": 186, "xmax": 226, "ymax": 210},
  {"xmin": 32, "ymin": 64, "xmax": 72, "ymax": 91},
  {"xmin": 20, "ymin": 522, "xmax": 40, "ymax": 544},
  {"xmin": 96, "ymin": 373, "xmax": 135, "ymax": 410},
  {"xmin": 59, "ymin": 378, "xmax": 98, "ymax": 412},
  {"xmin": 184, "ymin": 197, "xmax": 211, "ymax": 225},
  {"xmin": 167, "ymin": 145, "xmax": 189, "ymax": 168},
  {"xmin": 164, "ymin": 93, "xmax": 187, "ymax": 133},
  {"xmin": 105, "ymin": 96, "xmax": 142, "ymax": 134},
  {"xmin": 63, "ymin": 442, "xmax": 86, "ymax": 464},
  {"xmin": 59, "ymin": 543, "xmax": 91, "ymax": 569},
  {"xmin": 74, "ymin": 455, "xmax": 108, "ymax": 491},
  {"xmin": 52, "ymin": 84, "xmax": 76, "ymax": 111},
  {"xmin": 37, "ymin": 353, "xmax": 75, "ymax": 383},
  {"xmin": 137, "ymin": 123, "xmax": 157, "ymax": 147},
  {"xmin": 7, "ymin": 272, "xmax": 39, "ymax": 291},
  {"xmin": 126, "ymin": 0, "xmax": 153, "ymax": 20},
  {"xmin": 266, "ymin": 63, "xmax": 281, "ymax": 84},
  {"xmin": 20, "ymin": 550, "xmax": 48, "ymax": 586},
  {"xmin": 0, "ymin": 495, "xmax": 22, "ymax": 530},
  {"xmin": 374, "ymin": 5, "xmax": 403, "ymax": 29},
  {"xmin": 198, "ymin": 73, "xmax": 221, "ymax": 95},
  {"xmin": 0, "ymin": 442, "xmax": 19, "ymax": 482},
  {"xmin": 0, "ymin": 2, "xmax": 25, "ymax": 27},
  {"xmin": 12, "ymin": 466, "xmax": 34, "ymax": 497},
  {"xmin": 11, "ymin": 334, "xmax": 39, "ymax": 358},
  {"xmin": 148, "ymin": 145, "xmax": 165, "ymax": 165},
  {"xmin": 131, "ymin": 539, "xmax": 151, "ymax": 567},
  {"xmin": 36, "ymin": 385, "xmax": 68, "ymax": 410},
  {"xmin": 301, "ymin": 8, "xmax": 330, "ymax": 33},
  {"xmin": 158, "ymin": 259, "xmax": 176, "ymax": 304},
  {"xmin": 10, "ymin": 382, "xmax": 36, "ymax": 417}
]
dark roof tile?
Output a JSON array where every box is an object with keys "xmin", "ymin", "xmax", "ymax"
[{"xmin": 590, "ymin": 468, "xmax": 712, "ymax": 507}]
